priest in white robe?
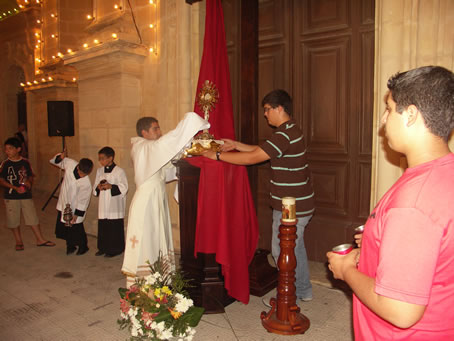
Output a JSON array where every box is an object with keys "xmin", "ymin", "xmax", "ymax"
[{"xmin": 122, "ymin": 112, "xmax": 209, "ymax": 285}]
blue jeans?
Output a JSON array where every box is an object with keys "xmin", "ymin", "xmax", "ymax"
[{"xmin": 272, "ymin": 210, "xmax": 312, "ymax": 299}]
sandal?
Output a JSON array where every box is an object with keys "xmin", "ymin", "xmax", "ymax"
[
  {"xmin": 15, "ymin": 244, "xmax": 24, "ymax": 251},
  {"xmin": 37, "ymin": 241, "xmax": 56, "ymax": 247}
]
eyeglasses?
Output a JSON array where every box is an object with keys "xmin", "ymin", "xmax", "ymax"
[{"xmin": 263, "ymin": 106, "xmax": 274, "ymax": 113}]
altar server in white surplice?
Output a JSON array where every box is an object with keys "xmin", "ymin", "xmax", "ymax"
[
  {"xmin": 122, "ymin": 112, "xmax": 209, "ymax": 286},
  {"xmin": 93, "ymin": 146, "xmax": 129, "ymax": 258}
]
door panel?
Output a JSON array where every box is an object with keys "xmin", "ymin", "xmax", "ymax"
[
  {"xmin": 257, "ymin": 0, "xmax": 375, "ymax": 261},
  {"xmin": 222, "ymin": 0, "xmax": 374, "ymax": 261}
]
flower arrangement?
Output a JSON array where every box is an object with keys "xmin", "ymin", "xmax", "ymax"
[{"xmin": 118, "ymin": 255, "xmax": 204, "ymax": 340}]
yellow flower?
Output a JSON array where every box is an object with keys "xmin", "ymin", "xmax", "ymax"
[
  {"xmin": 154, "ymin": 288, "xmax": 161, "ymax": 297},
  {"xmin": 162, "ymin": 286, "xmax": 172, "ymax": 295},
  {"xmin": 141, "ymin": 284, "xmax": 151, "ymax": 293}
]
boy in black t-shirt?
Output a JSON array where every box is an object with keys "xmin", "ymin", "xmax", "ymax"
[{"xmin": 0, "ymin": 137, "xmax": 55, "ymax": 250}]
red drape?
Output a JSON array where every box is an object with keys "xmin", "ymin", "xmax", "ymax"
[
  {"xmin": 189, "ymin": 0, "xmax": 259, "ymax": 304},
  {"xmin": 187, "ymin": 157, "xmax": 259, "ymax": 304},
  {"xmin": 193, "ymin": 0, "xmax": 235, "ymax": 140}
]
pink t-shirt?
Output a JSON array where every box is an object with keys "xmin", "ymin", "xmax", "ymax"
[{"xmin": 354, "ymin": 153, "xmax": 454, "ymax": 340}]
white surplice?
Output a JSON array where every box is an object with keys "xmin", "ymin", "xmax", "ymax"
[
  {"xmin": 93, "ymin": 165, "xmax": 128, "ymax": 219},
  {"xmin": 49, "ymin": 156, "xmax": 92, "ymax": 224},
  {"xmin": 121, "ymin": 112, "xmax": 209, "ymax": 280}
]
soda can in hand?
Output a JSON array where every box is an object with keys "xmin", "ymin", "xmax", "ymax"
[{"xmin": 332, "ymin": 243, "xmax": 353, "ymax": 255}]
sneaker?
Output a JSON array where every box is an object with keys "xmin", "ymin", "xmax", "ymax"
[
  {"xmin": 300, "ymin": 296, "xmax": 313, "ymax": 302},
  {"xmin": 262, "ymin": 297, "xmax": 272, "ymax": 308}
]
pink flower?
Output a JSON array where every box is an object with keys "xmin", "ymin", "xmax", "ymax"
[
  {"xmin": 120, "ymin": 298, "xmax": 130, "ymax": 313},
  {"xmin": 125, "ymin": 285, "xmax": 140, "ymax": 300},
  {"xmin": 141, "ymin": 310, "xmax": 158, "ymax": 322}
]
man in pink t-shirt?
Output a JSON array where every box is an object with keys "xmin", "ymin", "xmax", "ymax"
[{"xmin": 327, "ymin": 66, "xmax": 454, "ymax": 340}]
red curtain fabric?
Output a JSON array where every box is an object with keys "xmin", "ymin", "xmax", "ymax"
[
  {"xmin": 187, "ymin": 157, "xmax": 259, "ymax": 304},
  {"xmin": 188, "ymin": 0, "xmax": 259, "ymax": 304},
  {"xmin": 193, "ymin": 0, "xmax": 235, "ymax": 140}
]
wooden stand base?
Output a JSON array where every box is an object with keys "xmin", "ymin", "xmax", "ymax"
[
  {"xmin": 260, "ymin": 220, "xmax": 310, "ymax": 335},
  {"xmin": 176, "ymin": 160, "xmax": 235, "ymax": 314},
  {"xmin": 249, "ymin": 248, "xmax": 278, "ymax": 296}
]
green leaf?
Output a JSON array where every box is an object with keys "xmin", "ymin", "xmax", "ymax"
[
  {"xmin": 118, "ymin": 287, "xmax": 127, "ymax": 298},
  {"xmin": 153, "ymin": 309, "xmax": 172, "ymax": 323},
  {"xmin": 186, "ymin": 306, "xmax": 205, "ymax": 327}
]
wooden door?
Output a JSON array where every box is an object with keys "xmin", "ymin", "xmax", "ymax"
[
  {"xmin": 257, "ymin": 0, "xmax": 375, "ymax": 261},
  {"xmin": 219, "ymin": 0, "xmax": 374, "ymax": 261}
]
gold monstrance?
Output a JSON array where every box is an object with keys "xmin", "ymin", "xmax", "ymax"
[{"xmin": 185, "ymin": 80, "xmax": 223, "ymax": 156}]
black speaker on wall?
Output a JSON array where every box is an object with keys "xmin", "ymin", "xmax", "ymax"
[{"xmin": 47, "ymin": 101, "xmax": 75, "ymax": 137}]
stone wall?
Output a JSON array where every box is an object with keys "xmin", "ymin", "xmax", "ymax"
[
  {"xmin": 371, "ymin": 0, "xmax": 454, "ymax": 207},
  {"xmin": 0, "ymin": 0, "xmax": 205, "ymax": 241}
]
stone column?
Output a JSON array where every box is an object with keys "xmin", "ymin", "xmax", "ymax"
[
  {"xmin": 371, "ymin": 0, "xmax": 454, "ymax": 207},
  {"xmin": 64, "ymin": 40, "xmax": 148, "ymax": 235}
]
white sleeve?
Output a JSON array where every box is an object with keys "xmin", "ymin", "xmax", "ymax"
[
  {"xmin": 93, "ymin": 168, "xmax": 101, "ymax": 196},
  {"xmin": 116, "ymin": 168, "xmax": 129, "ymax": 197},
  {"xmin": 75, "ymin": 178, "xmax": 92, "ymax": 213}
]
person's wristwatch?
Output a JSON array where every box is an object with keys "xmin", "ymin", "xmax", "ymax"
[{"xmin": 216, "ymin": 151, "xmax": 221, "ymax": 161}]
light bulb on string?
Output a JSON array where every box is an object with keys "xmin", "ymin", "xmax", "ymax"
[
  {"xmin": 83, "ymin": 43, "xmax": 88, "ymax": 48},
  {"xmin": 112, "ymin": 33, "xmax": 118, "ymax": 39},
  {"xmin": 20, "ymin": 83, "xmax": 25, "ymax": 87}
]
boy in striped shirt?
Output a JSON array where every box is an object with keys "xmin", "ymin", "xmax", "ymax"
[{"xmin": 203, "ymin": 89, "xmax": 315, "ymax": 302}]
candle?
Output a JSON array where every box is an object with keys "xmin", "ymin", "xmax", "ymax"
[{"xmin": 282, "ymin": 197, "xmax": 296, "ymax": 222}]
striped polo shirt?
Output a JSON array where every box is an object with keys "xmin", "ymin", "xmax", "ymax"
[{"xmin": 260, "ymin": 119, "xmax": 315, "ymax": 217}]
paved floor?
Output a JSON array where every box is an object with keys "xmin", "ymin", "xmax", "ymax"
[{"xmin": 0, "ymin": 191, "xmax": 354, "ymax": 340}]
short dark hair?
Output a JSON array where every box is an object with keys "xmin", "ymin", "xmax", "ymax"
[
  {"xmin": 98, "ymin": 146, "xmax": 115, "ymax": 158},
  {"xmin": 261, "ymin": 89, "xmax": 293, "ymax": 116},
  {"xmin": 4, "ymin": 137, "xmax": 21, "ymax": 149},
  {"xmin": 136, "ymin": 117, "xmax": 158, "ymax": 137},
  {"xmin": 78, "ymin": 158, "xmax": 93, "ymax": 175},
  {"xmin": 387, "ymin": 66, "xmax": 454, "ymax": 141}
]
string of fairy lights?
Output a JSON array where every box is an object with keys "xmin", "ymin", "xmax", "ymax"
[{"xmin": 19, "ymin": 0, "xmax": 158, "ymax": 89}]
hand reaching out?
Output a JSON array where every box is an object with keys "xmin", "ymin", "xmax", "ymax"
[{"xmin": 221, "ymin": 139, "xmax": 236, "ymax": 152}]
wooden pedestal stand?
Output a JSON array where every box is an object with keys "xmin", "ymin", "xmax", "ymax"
[{"xmin": 260, "ymin": 219, "xmax": 310, "ymax": 335}]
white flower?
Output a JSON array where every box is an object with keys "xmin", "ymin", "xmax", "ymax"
[
  {"xmin": 174, "ymin": 293, "xmax": 193, "ymax": 313},
  {"xmin": 144, "ymin": 272, "xmax": 161, "ymax": 285},
  {"xmin": 161, "ymin": 327, "xmax": 173, "ymax": 339}
]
